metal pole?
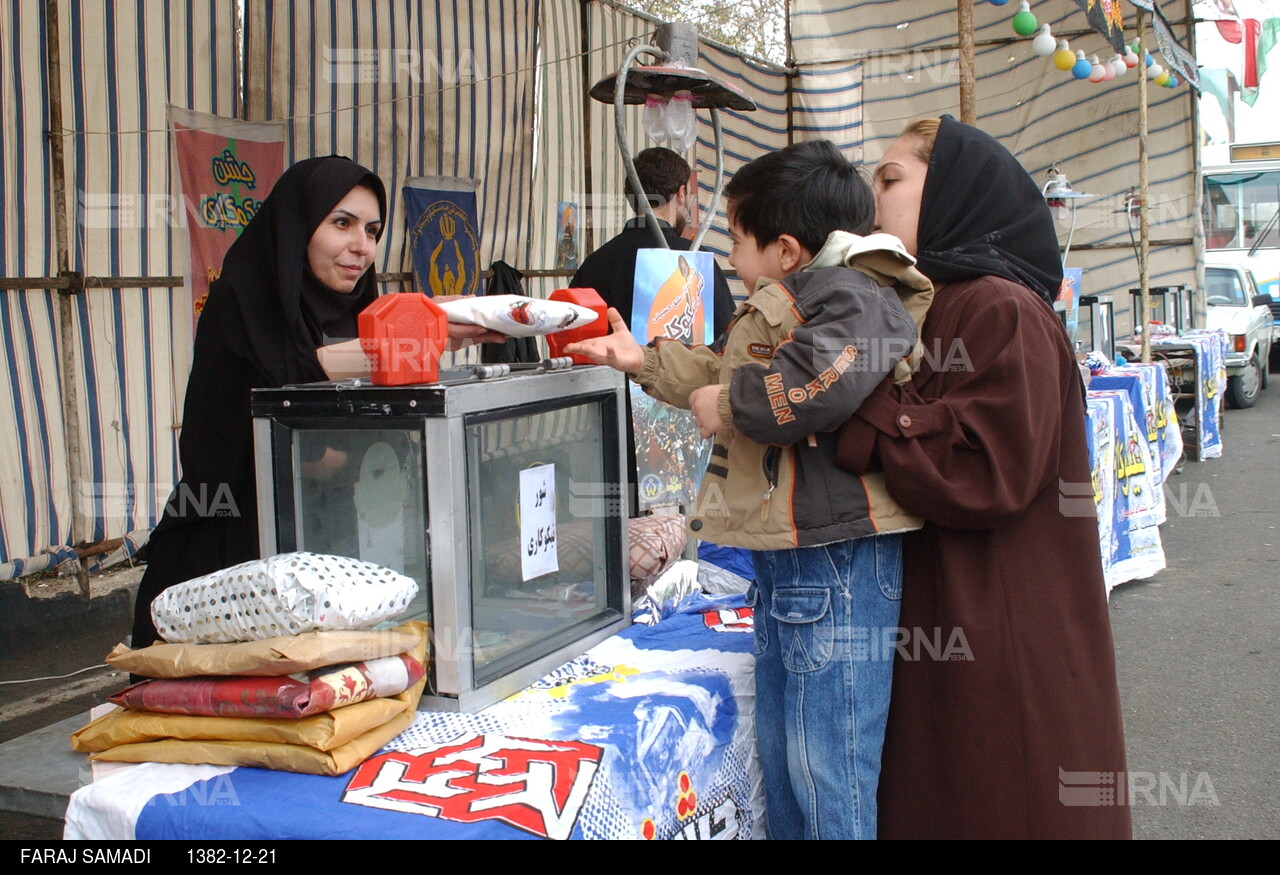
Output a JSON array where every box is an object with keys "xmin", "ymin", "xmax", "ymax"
[
  {"xmin": 613, "ymin": 42, "xmax": 668, "ymax": 248},
  {"xmin": 580, "ymin": 0, "xmax": 594, "ymax": 253},
  {"xmin": 44, "ymin": 0, "xmax": 90, "ymax": 596},
  {"xmin": 689, "ymin": 109, "xmax": 724, "ymax": 254},
  {"xmin": 1137, "ymin": 12, "xmax": 1151, "ymax": 364},
  {"xmin": 957, "ymin": 0, "xmax": 976, "ymax": 125}
]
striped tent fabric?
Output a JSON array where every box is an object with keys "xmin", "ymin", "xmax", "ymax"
[
  {"xmin": 257, "ymin": 0, "xmax": 541, "ymax": 284},
  {"xmin": 0, "ymin": 0, "xmax": 66, "ymax": 568},
  {"xmin": 689, "ymin": 42, "xmax": 790, "ymax": 297},
  {"xmin": 791, "ymin": 0, "xmax": 1200, "ymax": 331},
  {"xmin": 1, "ymin": 0, "xmax": 240, "ymax": 568}
]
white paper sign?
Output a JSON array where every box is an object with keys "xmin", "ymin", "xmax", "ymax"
[{"xmin": 519, "ymin": 464, "xmax": 558, "ymax": 581}]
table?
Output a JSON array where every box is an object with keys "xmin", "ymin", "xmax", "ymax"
[
  {"xmin": 1085, "ymin": 378, "xmax": 1168, "ymax": 592},
  {"xmin": 62, "ymin": 593, "xmax": 761, "ymax": 841},
  {"xmin": 1117, "ymin": 332, "xmax": 1228, "ymax": 461}
]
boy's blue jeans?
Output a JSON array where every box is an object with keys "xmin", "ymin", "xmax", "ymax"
[{"xmin": 748, "ymin": 534, "xmax": 903, "ymax": 840}]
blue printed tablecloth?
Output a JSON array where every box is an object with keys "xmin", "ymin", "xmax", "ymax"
[
  {"xmin": 1085, "ymin": 388, "xmax": 1166, "ymax": 592},
  {"xmin": 1088, "ymin": 363, "xmax": 1182, "ymax": 525},
  {"xmin": 1151, "ymin": 330, "xmax": 1228, "ymax": 460}
]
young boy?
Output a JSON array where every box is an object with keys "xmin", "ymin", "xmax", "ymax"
[{"xmin": 566, "ymin": 140, "xmax": 932, "ymax": 840}]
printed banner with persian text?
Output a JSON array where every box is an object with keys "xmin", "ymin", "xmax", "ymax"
[{"xmin": 170, "ymin": 106, "xmax": 285, "ymax": 337}]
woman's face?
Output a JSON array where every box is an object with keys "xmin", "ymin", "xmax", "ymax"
[
  {"xmin": 307, "ymin": 185, "xmax": 383, "ymax": 293},
  {"xmin": 873, "ymin": 136, "xmax": 929, "ymax": 257}
]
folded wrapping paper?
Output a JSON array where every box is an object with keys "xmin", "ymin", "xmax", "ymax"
[
  {"xmin": 77, "ymin": 687, "xmax": 422, "ymax": 776},
  {"xmin": 105, "ymin": 626, "xmax": 421, "ymax": 678},
  {"xmin": 70, "ymin": 622, "xmax": 429, "ymax": 776},
  {"xmin": 71, "ymin": 694, "xmax": 411, "ymax": 753},
  {"xmin": 107, "ymin": 652, "xmax": 426, "ymax": 718}
]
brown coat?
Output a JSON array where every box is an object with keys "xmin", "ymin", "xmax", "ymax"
[{"xmin": 836, "ymin": 276, "xmax": 1131, "ymax": 839}]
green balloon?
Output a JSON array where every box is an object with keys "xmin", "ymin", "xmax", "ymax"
[{"xmin": 1012, "ymin": 11, "xmax": 1038, "ymax": 37}]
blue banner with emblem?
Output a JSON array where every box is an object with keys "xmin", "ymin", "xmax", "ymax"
[{"xmin": 403, "ymin": 176, "xmax": 482, "ymax": 298}]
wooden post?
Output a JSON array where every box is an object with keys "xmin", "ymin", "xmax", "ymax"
[
  {"xmin": 1137, "ymin": 12, "xmax": 1151, "ymax": 364},
  {"xmin": 957, "ymin": 0, "xmax": 976, "ymax": 125},
  {"xmin": 44, "ymin": 0, "xmax": 90, "ymax": 596},
  {"xmin": 244, "ymin": 0, "xmax": 270, "ymax": 122},
  {"xmin": 785, "ymin": 3, "xmax": 795, "ymax": 146}
]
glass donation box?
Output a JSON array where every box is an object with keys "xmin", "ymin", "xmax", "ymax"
[{"xmin": 251, "ymin": 365, "xmax": 630, "ymax": 711}]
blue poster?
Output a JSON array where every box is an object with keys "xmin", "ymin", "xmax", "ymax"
[
  {"xmin": 630, "ymin": 248, "xmax": 717, "ymax": 510},
  {"xmin": 403, "ymin": 177, "xmax": 482, "ymax": 298}
]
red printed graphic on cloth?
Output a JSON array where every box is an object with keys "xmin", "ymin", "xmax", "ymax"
[
  {"xmin": 343, "ymin": 734, "xmax": 602, "ymax": 840},
  {"xmin": 702, "ymin": 607, "xmax": 753, "ymax": 633}
]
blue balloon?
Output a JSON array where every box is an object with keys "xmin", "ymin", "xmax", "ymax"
[
  {"xmin": 989, "ymin": 0, "xmax": 1011, "ymax": 6},
  {"xmin": 1072, "ymin": 58, "xmax": 1093, "ymax": 79}
]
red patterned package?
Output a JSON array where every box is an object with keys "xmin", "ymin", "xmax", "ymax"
[{"xmin": 108, "ymin": 653, "xmax": 425, "ymax": 719}]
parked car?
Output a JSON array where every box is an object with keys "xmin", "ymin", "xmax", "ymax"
[{"xmin": 1204, "ymin": 263, "xmax": 1273, "ymax": 408}]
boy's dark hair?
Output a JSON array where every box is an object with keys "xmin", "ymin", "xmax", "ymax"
[
  {"xmin": 724, "ymin": 139, "xmax": 873, "ymax": 255},
  {"xmin": 624, "ymin": 147, "xmax": 692, "ymax": 213}
]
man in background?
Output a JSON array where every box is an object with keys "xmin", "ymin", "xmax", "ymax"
[{"xmin": 571, "ymin": 147, "xmax": 734, "ymax": 340}]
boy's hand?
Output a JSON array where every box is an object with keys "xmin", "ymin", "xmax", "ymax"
[
  {"xmin": 688, "ymin": 384, "xmax": 727, "ymax": 438},
  {"xmin": 563, "ymin": 308, "xmax": 645, "ymax": 375}
]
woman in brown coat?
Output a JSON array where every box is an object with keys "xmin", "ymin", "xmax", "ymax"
[{"xmin": 836, "ymin": 116, "xmax": 1131, "ymax": 839}]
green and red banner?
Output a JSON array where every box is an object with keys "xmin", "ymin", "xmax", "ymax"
[{"xmin": 171, "ymin": 106, "xmax": 285, "ymax": 337}]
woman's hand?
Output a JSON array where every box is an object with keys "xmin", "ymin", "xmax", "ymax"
[
  {"xmin": 446, "ymin": 321, "xmax": 507, "ymax": 349},
  {"xmin": 563, "ymin": 308, "xmax": 645, "ymax": 375},
  {"xmin": 688, "ymin": 384, "xmax": 727, "ymax": 438},
  {"xmin": 434, "ymin": 295, "xmax": 509, "ymax": 348}
]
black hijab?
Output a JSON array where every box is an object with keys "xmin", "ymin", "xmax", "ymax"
[
  {"xmin": 915, "ymin": 116, "xmax": 1063, "ymax": 305},
  {"xmin": 209, "ymin": 155, "xmax": 387, "ymax": 384}
]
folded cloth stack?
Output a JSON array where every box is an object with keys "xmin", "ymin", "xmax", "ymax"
[{"xmin": 71, "ymin": 553, "xmax": 429, "ymax": 776}]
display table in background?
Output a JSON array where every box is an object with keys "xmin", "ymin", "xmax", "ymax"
[
  {"xmin": 1085, "ymin": 389, "xmax": 1164, "ymax": 593},
  {"xmin": 64, "ymin": 593, "xmax": 761, "ymax": 841},
  {"xmin": 1085, "ymin": 359, "xmax": 1185, "ymax": 593},
  {"xmin": 1118, "ymin": 331, "xmax": 1228, "ymax": 461}
]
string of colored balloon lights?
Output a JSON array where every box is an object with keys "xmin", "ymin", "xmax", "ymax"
[{"xmin": 986, "ymin": 0, "xmax": 1181, "ymax": 88}]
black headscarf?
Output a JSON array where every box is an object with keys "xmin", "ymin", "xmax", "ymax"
[
  {"xmin": 209, "ymin": 155, "xmax": 387, "ymax": 384},
  {"xmin": 915, "ymin": 116, "xmax": 1063, "ymax": 305}
]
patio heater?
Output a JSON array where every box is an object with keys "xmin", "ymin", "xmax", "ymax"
[{"xmin": 589, "ymin": 21, "xmax": 756, "ymax": 252}]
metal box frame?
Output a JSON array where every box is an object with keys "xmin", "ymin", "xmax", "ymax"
[{"xmin": 252, "ymin": 365, "xmax": 630, "ymax": 711}]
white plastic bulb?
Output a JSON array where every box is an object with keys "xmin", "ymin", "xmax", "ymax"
[
  {"xmin": 643, "ymin": 94, "xmax": 669, "ymax": 143},
  {"xmin": 1031, "ymin": 24, "xmax": 1056, "ymax": 57},
  {"xmin": 1089, "ymin": 55, "xmax": 1107, "ymax": 83},
  {"xmin": 667, "ymin": 90, "xmax": 696, "ymax": 152}
]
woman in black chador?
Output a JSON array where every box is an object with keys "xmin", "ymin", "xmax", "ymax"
[{"xmin": 130, "ymin": 156, "xmax": 388, "ymax": 649}]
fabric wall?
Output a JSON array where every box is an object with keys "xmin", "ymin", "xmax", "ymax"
[
  {"xmin": 256, "ymin": 0, "xmax": 540, "ymax": 282},
  {"xmin": 792, "ymin": 0, "xmax": 1201, "ymax": 336},
  {"xmin": 1, "ymin": 0, "xmax": 239, "ymax": 565}
]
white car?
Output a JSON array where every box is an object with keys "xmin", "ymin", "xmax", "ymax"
[{"xmin": 1204, "ymin": 263, "xmax": 1273, "ymax": 408}]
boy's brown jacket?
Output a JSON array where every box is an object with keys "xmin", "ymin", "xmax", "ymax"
[{"xmin": 634, "ymin": 234, "xmax": 933, "ymax": 550}]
